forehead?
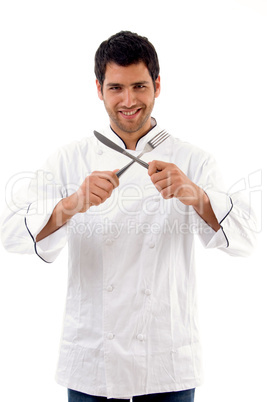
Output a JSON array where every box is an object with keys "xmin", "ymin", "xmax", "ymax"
[{"xmin": 104, "ymin": 62, "xmax": 152, "ymax": 85}]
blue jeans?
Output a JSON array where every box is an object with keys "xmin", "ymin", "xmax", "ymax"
[{"xmin": 68, "ymin": 389, "xmax": 195, "ymax": 402}]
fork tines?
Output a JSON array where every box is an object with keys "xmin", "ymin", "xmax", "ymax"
[{"xmin": 150, "ymin": 130, "xmax": 170, "ymax": 146}]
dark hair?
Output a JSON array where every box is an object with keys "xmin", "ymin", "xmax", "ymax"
[{"xmin": 94, "ymin": 31, "xmax": 160, "ymax": 90}]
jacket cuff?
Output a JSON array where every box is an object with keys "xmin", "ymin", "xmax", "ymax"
[
  {"xmin": 193, "ymin": 190, "xmax": 233, "ymax": 249},
  {"xmin": 24, "ymin": 198, "xmax": 68, "ymax": 263},
  {"xmin": 205, "ymin": 190, "xmax": 233, "ymax": 226}
]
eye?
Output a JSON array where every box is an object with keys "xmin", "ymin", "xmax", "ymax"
[{"xmin": 109, "ymin": 86, "xmax": 121, "ymax": 91}]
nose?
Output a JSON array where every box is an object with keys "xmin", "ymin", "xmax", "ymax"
[{"xmin": 122, "ymin": 88, "xmax": 136, "ymax": 108}]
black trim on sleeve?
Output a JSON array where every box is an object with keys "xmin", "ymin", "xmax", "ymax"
[
  {"xmin": 24, "ymin": 204, "xmax": 51, "ymax": 264},
  {"xmin": 219, "ymin": 197, "xmax": 233, "ymax": 225},
  {"xmin": 219, "ymin": 197, "xmax": 233, "ymax": 248},
  {"xmin": 220, "ymin": 227, "xmax": 229, "ymax": 248}
]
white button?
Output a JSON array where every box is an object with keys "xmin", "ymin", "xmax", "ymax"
[
  {"xmin": 105, "ymin": 238, "xmax": 113, "ymax": 246},
  {"xmin": 107, "ymin": 285, "xmax": 114, "ymax": 292},
  {"xmin": 137, "ymin": 334, "xmax": 145, "ymax": 341},
  {"xmin": 107, "ymin": 333, "xmax": 114, "ymax": 340},
  {"xmin": 148, "ymin": 241, "xmax": 155, "ymax": 248},
  {"xmin": 97, "ymin": 149, "xmax": 103, "ymax": 155},
  {"xmin": 145, "ymin": 289, "xmax": 151, "ymax": 296},
  {"xmin": 45, "ymin": 172, "xmax": 54, "ymax": 181}
]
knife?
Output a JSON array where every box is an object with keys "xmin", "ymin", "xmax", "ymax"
[{"xmin": 94, "ymin": 130, "xmax": 149, "ymax": 170}]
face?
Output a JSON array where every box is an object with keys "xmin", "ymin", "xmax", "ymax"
[{"xmin": 96, "ymin": 62, "xmax": 160, "ymax": 146}]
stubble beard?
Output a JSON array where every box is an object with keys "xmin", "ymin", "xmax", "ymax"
[{"xmin": 104, "ymin": 100, "xmax": 155, "ymax": 135}]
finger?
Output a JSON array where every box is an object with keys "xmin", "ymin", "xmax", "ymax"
[
  {"xmin": 160, "ymin": 186, "xmax": 176, "ymax": 199},
  {"xmin": 87, "ymin": 193, "xmax": 103, "ymax": 206},
  {"xmin": 150, "ymin": 169, "xmax": 171, "ymax": 186},
  {"xmin": 148, "ymin": 160, "xmax": 168, "ymax": 176},
  {"xmin": 89, "ymin": 183, "xmax": 113, "ymax": 205},
  {"xmin": 94, "ymin": 177, "xmax": 114, "ymax": 194},
  {"xmin": 90, "ymin": 179, "xmax": 116, "ymax": 205},
  {"xmin": 108, "ymin": 171, "xmax": 120, "ymax": 188},
  {"xmin": 151, "ymin": 178, "xmax": 175, "ymax": 200},
  {"xmin": 152, "ymin": 176, "xmax": 171, "ymax": 189},
  {"xmin": 81, "ymin": 176, "xmax": 114, "ymax": 207},
  {"xmin": 91, "ymin": 171, "xmax": 119, "ymax": 188}
]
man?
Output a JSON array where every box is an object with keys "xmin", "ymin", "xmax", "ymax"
[{"xmin": 1, "ymin": 31, "xmax": 256, "ymax": 402}]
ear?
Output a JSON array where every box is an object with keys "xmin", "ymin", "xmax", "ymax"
[
  {"xmin": 96, "ymin": 79, "xmax": 103, "ymax": 100},
  {"xmin": 154, "ymin": 75, "xmax": 161, "ymax": 98}
]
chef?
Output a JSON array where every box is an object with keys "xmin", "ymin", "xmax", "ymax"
[{"xmin": 0, "ymin": 31, "xmax": 256, "ymax": 402}]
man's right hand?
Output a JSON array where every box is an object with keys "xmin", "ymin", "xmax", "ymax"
[
  {"xmin": 36, "ymin": 170, "xmax": 119, "ymax": 242},
  {"xmin": 66, "ymin": 170, "xmax": 119, "ymax": 214}
]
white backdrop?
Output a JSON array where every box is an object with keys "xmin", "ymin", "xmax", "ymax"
[{"xmin": 0, "ymin": 1, "xmax": 266, "ymax": 401}]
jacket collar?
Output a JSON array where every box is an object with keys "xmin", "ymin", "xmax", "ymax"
[{"xmin": 100, "ymin": 118, "xmax": 163, "ymax": 152}]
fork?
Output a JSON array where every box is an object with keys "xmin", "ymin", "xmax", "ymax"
[{"xmin": 116, "ymin": 130, "xmax": 170, "ymax": 177}]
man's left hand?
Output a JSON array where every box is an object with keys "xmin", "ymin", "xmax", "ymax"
[
  {"xmin": 148, "ymin": 160, "xmax": 202, "ymax": 207},
  {"xmin": 148, "ymin": 160, "xmax": 220, "ymax": 232}
]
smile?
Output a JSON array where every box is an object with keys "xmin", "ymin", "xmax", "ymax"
[{"xmin": 120, "ymin": 109, "xmax": 140, "ymax": 116}]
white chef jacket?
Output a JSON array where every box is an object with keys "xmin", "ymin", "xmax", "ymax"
[{"xmin": 0, "ymin": 120, "xmax": 256, "ymax": 399}]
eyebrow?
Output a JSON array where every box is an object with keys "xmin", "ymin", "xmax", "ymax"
[{"xmin": 105, "ymin": 81, "xmax": 150, "ymax": 87}]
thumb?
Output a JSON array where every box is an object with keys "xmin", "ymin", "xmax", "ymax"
[{"xmin": 148, "ymin": 160, "xmax": 168, "ymax": 176}]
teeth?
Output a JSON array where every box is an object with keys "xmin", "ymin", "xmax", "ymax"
[{"xmin": 121, "ymin": 110, "xmax": 138, "ymax": 116}]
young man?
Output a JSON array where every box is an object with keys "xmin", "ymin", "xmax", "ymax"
[{"xmin": 1, "ymin": 31, "xmax": 256, "ymax": 402}]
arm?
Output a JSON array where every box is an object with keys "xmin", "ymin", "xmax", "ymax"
[
  {"xmin": 148, "ymin": 159, "xmax": 257, "ymax": 256},
  {"xmin": 36, "ymin": 170, "xmax": 119, "ymax": 242},
  {"xmin": 148, "ymin": 160, "xmax": 220, "ymax": 232}
]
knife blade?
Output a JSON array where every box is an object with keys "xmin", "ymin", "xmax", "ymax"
[{"xmin": 94, "ymin": 130, "xmax": 149, "ymax": 170}]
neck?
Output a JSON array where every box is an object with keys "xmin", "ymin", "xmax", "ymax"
[
  {"xmin": 123, "ymin": 136, "xmax": 141, "ymax": 150},
  {"xmin": 110, "ymin": 118, "xmax": 156, "ymax": 150}
]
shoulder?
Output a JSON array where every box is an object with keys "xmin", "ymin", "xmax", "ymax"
[
  {"xmin": 170, "ymin": 135, "xmax": 213, "ymax": 165},
  {"xmin": 45, "ymin": 134, "xmax": 97, "ymax": 165}
]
